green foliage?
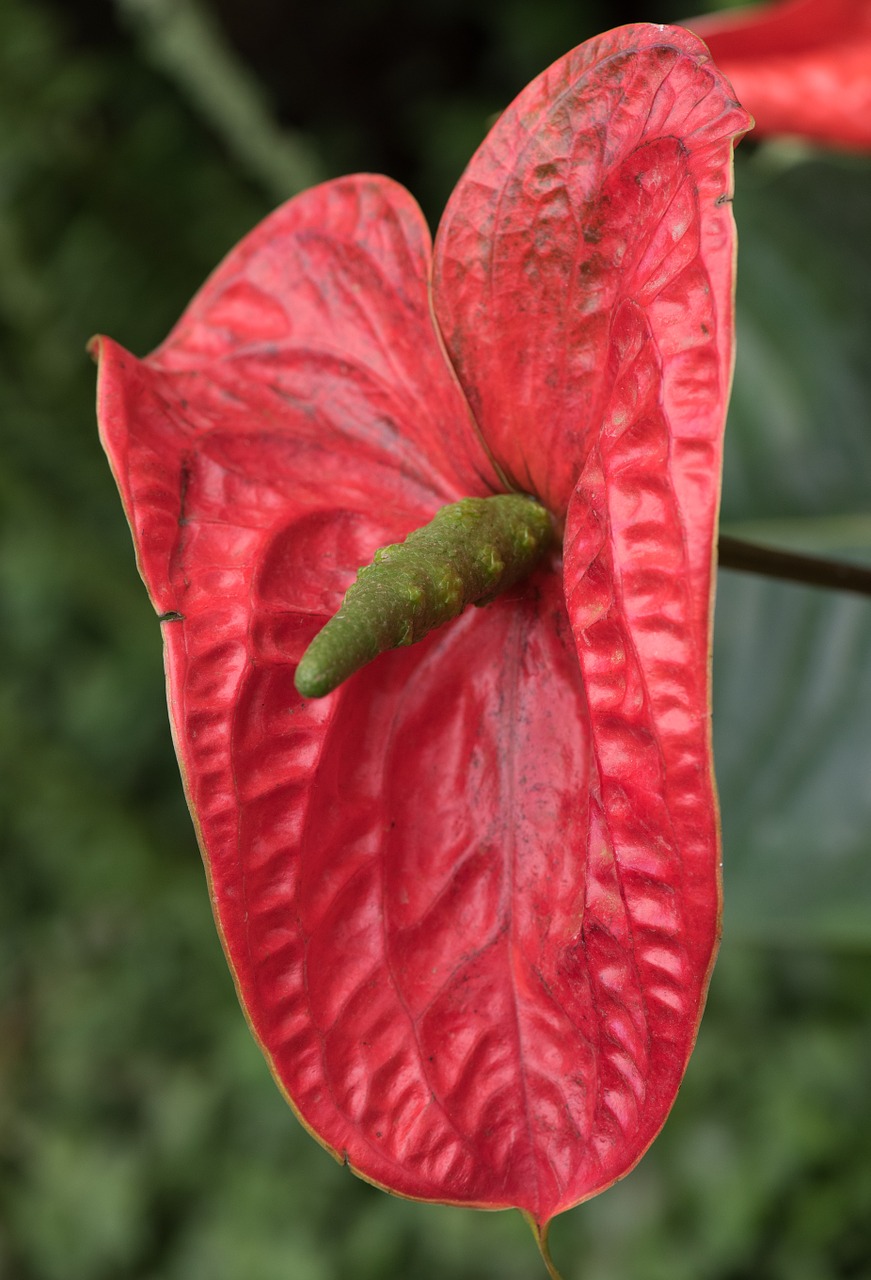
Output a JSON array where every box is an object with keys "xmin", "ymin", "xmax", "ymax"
[
  {"xmin": 717, "ymin": 151, "xmax": 871, "ymax": 947},
  {"xmin": 2, "ymin": 0, "xmax": 870, "ymax": 1277}
]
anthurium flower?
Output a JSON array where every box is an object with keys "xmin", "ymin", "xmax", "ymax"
[
  {"xmin": 93, "ymin": 24, "xmax": 749, "ymax": 1241},
  {"xmin": 691, "ymin": 0, "xmax": 871, "ymax": 148}
]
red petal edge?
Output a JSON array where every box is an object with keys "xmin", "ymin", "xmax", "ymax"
[
  {"xmin": 95, "ymin": 25, "xmax": 749, "ymax": 1227},
  {"xmin": 691, "ymin": 0, "xmax": 871, "ymax": 149}
]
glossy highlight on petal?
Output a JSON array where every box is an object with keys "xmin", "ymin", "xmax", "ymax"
[{"xmin": 95, "ymin": 24, "xmax": 748, "ymax": 1228}]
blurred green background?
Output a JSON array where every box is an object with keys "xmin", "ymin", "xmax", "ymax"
[{"xmin": 2, "ymin": 1, "xmax": 870, "ymax": 1276}]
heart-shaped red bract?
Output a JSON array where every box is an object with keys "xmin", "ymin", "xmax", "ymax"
[
  {"xmin": 94, "ymin": 24, "xmax": 749, "ymax": 1227},
  {"xmin": 692, "ymin": 0, "xmax": 871, "ymax": 149}
]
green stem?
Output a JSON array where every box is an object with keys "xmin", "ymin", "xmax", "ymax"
[
  {"xmin": 718, "ymin": 534, "xmax": 871, "ymax": 596},
  {"xmin": 294, "ymin": 495, "xmax": 552, "ymax": 698},
  {"xmin": 295, "ymin": 522, "xmax": 867, "ymax": 700},
  {"xmin": 522, "ymin": 1214, "xmax": 566, "ymax": 1280}
]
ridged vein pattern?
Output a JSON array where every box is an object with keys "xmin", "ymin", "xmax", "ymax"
[
  {"xmin": 691, "ymin": 0, "xmax": 871, "ymax": 149},
  {"xmin": 95, "ymin": 24, "xmax": 749, "ymax": 1225}
]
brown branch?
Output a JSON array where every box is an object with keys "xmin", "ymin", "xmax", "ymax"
[{"xmin": 718, "ymin": 534, "xmax": 871, "ymax": 597}]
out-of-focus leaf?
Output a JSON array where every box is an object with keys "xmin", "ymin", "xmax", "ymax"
[
  {"xmin": 722, "ymin": 153, "xmax": 871, "ymax": 524},
  {"xmin": 713, "ymin": 151, "xmax": 871, "ymax": 945},
  {"xmin": 714, "ymin": 574, "xmax": 871, "ymax": 943},
  {"xmin": 114, "ymin": 0, "xmax": 324, "ymax": 198}
]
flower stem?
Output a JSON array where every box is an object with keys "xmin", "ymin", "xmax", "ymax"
[
  {"xmin": 522, "ymin": 1214, "xmax": 566, "ymax": 1280},
  {"xmin": 718, "ymin": 534, "xmax": 871, "ymax": 596}
]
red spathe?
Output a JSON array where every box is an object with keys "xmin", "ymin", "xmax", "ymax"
[
  {"xmin": 95, "ymin": 24, "xmax": 749, "ymax": 1225},
  {"xmin": 692, "ymin": 0, "xmax": 871, "ymax": 149}
]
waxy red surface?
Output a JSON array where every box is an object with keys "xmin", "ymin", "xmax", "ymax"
[
  {"xmin": 693, "ymin": 0, "xmax": 871, "ymax": 148},
  {"xmin": 95, "ymin": 25, "xmax": 749, "ymax": 1225}
]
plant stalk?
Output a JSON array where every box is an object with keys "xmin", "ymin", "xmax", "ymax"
[{"xmin": 718, "ymin": 534, "xmax": 871, "ymax": 597}]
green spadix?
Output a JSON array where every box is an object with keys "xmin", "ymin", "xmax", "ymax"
[{"xmin": 294, "ymin": 494, "xmax": 553, "ymax": 698}]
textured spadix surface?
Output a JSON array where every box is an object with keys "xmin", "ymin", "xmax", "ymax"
[
  {"xmin": 692, "ymin": 0, "xmax": 871, "ymax": 149},
  {"xmin": 95, "ymin": 24, "xmax": 749, "ymax": 1225}
]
